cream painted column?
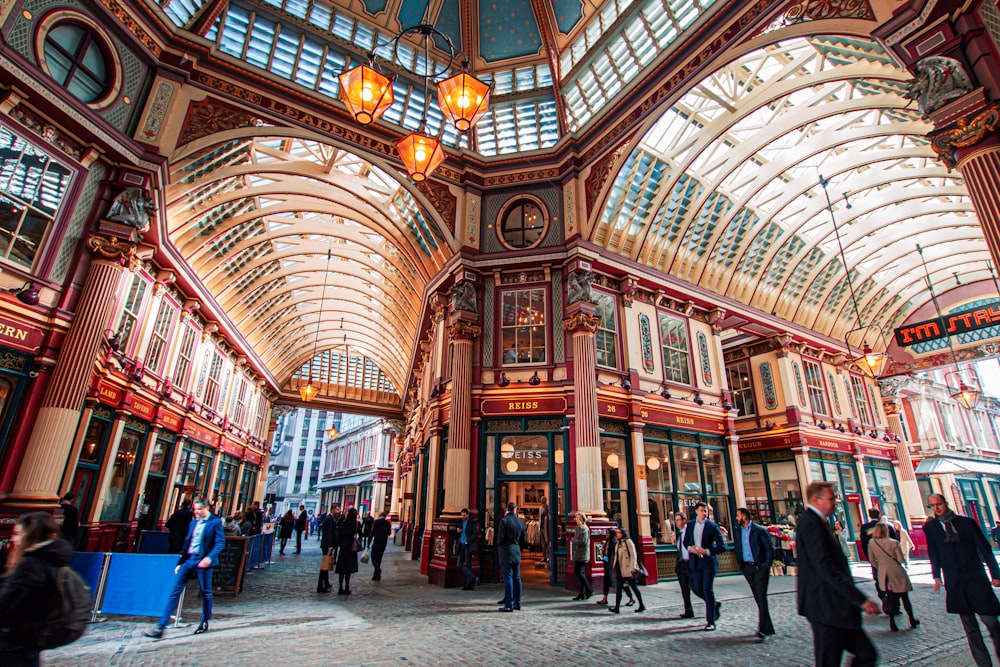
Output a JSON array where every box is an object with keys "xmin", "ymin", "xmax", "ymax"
[
  {"xmin": 563, "ymin": 305, "xmax": 604, "ymax": 516},
  {"xmin": 728, "ymin": 435, "xmax": 747, "ymax": 507},
  {"xmin": 855, "ymin": 454, "xmax": 873, "ymax": 511},
  {"xmin": 442, "ymin": 320, "xmax": 480, "ymax": 514},
  {"xmin": 422, "ymin": 432, "xmax": 442, "ymax": 528},
  {"xmin": 885, "ymin": 409, "xmax": 925, "ymax": 520},
  {"xmin": 630, "ymin": 423, "xmax": 650, "ymax": 537},
  {"xmin": 12, "ymin": 236, "xmax": 133, "ymax": 506},
  {"xmin": 794, "ymin": 450, "xmax": 812, "ymax": 489},
  {"xmin": 389, "ymin": 443, "xmax": 402, "ymax": 520}
]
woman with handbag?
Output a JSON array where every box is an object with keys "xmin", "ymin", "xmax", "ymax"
[
  {"xmin": 317, "ymin": 509, "xmax": 337, "ymax": 593},
  {"xmin": 595, "ymin": 525, "xmax": 635, "ymax": 606},
  {"xmin": 278, "ymin": 510, "xmax": 295, "ymax": 555},
  {"xmin": 608, "ymin": 526, "xmax": 646, "ymax": 614},
  {"xmin": 335, "ymin": 507, "xmax": 361, "ymax": 594},
  {"xmin": 868, "ymin": 522, "xmax": 919, "ymax": 631}
]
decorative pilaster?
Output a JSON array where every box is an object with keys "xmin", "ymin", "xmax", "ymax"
[
  {"xmin": 442, "ymin": 320, "xmax": 480, "ymax": 514},
  {"xmin": 885, "ymin": 409, "xmax": 925, "ymax": 520},
  {"xmin": 9, "ymin": 237, "xmax": 133, "ymax": 506},
  {"xmin": 563, "ymin": 307, "xmax": 603, "ymax": 515}
]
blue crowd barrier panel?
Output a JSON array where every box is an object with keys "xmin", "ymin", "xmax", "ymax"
[
  {"xmin": 100, "ymin": 554, "xmax": 178, "ymax": 618},
  {"xmin": 138, "ymin": 530, "xmax": 171, "ymax": 554},
  {"xmin": 246, "ymin": 534, "xmax": 261, "ymax": 570},
  {"xmin": 70, "ymin": 551, "xmax": 106, "ymax": 603},
  {"xmin": 260, "ymin": 532, "xmax": 274, "ymax": 564}
]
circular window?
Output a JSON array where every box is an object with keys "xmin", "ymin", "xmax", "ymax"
[
  {"xmin": 499, "ymin": 198, "xmax": 547, "ymax": 249},
  {"xmin": 36, "ymin": 13, "xmax": 121, "ymax": 109}
]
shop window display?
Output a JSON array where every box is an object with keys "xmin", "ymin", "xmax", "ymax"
[{"xmin": 500, "ymin": 288, "xmax": 546, "ymax": 365}]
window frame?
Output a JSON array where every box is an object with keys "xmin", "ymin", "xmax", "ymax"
[
  {"xmin": 496, "ymin": 196, "xmax": 548, "ymax": 250},
  {"xmin": 726, "ymin": 359, "xmax": 756, "ymax": 417},
  {"xmin": 35, "ymin": 12, "xmax": 123, "ymax": 109},
  {"xmin": 802, "ymin": 358, "xmax": 829, "ymax": 416},
  {"xmin": 144, "ymin": 296, "xmax": 178, "ymax": 374},
  {"xmin": 657, "ymin": 311, "xmax": 692, "ymax": 385},
  {"xmin": 594, "ymin": 290, "xmax": 619, "ymax": 369},
  {"xmin": 498, "ymin": 285, "xmax": 549, "ymax": 367}
]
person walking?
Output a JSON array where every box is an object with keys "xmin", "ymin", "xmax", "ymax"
[
  {"xmin": 497, "ymin": 501, "xmax": 525, "ymax": 612},
  {"xmin": 673, "ymin": 512, "xmax": 695, "ymax": 618},
  {"xmin": 361, "ymin": 511, "xmax": 375, "ymax": 549},
  {"xmin": 58, "ymin": 492, "xmax": 79, "ymax": 545},
  {"xmin": 335, "ymin": 507, "xmax": 360, "ymax": 594},
  {"xmin": 371, "ymin": 511, "xmax": 392, "ymax": 581},
  {"xmin": 278, "ymin": 510, "xmax": 294, "ymax": 555},
  {"xmin": 456, "ymin": 508, "xmax": 478, "ymax": 590},
  {"xmin": 860, "ymin": 507, "xmax": 897, "ymax": 609},
  {"xmin": 144, "ymin": 498, "xmax": 225, "ymax": 638},
  {"xmin": 868, "ymin": 522, "xmax": 919, "ymax": 632},
  {"xmin": 733, "ymin": 507, "xmax": 775, "ymax": 640},
  {"xmin": 925, "ymin": 493, "xmax": 1000, "ymax": 667},
  {"xmin": 893, "ymin": 520, "xmax": 914, "ymax": 564},
  {"xmin": 165, "ymin": 500, "xmax": 193, "ymax": 554},
  {"xmin": 294, "ymin": 504, "xmax": 308, "ymax": 554},
  {"xmin": 570, "ymin": 511, "xmax": 593, "ymax": 601},
  {"xmin": 834, "ymin": 520, "xmax": 851, "ymax": 560},
  {"xmin": 796, "ymin": 481, "xmax": 879, "ymax": 667},
  {"xmin": 0, "ymin": 512, "xmax": 74, "ymax": 667},
  {"xmin": 250, "ymin": 501, "xmax": 263, "ymax": 535},
  {"xmin": 608, "ymin": 526, "xmax": 646, "ymax": 613},
  {"xmin": 683, "ymin": 501, "xmax": 726, "ymax": 631},
  {"xmin": 317, "ymin": 507, "xmax": 338, "ymax": 593},
  {"xmin": 595, "ymin": 525, "xmax": 634, "ymax": 606}
]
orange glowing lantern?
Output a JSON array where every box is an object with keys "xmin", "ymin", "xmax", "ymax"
[
  {"xmin": 395, "ymin": 131, "xmax": 445, "ymax": 181},
  {"xmin": 338, "ymin": 64, "xmax": 395, "ymax": 125},
  {"xmin": 437, "ymin": 70, "xmax": 491, "ymax": 131}
]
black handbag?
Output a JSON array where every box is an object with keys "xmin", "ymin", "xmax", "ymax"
[
  {"xmin": 352, "ymin": 537, "xmax": 364, "ymax": 552},
  {"xmin": 633, "ymin": 562, "xmax": 648, "ymax": 578}
]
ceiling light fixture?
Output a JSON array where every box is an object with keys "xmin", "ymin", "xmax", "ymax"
[
  {"xmin": 337, "ymin": 4, "xmax": 490, "ymax": 182},
  {"xmin": 917, "ymin": 244, "xmax": 981, "ymax": 410},
  {"xmin": 820, "ymin": 175, "xmax": 887, "ymax": 380},
  {"xmin": 299, "ymin": 249, "xmax": 332, "ymax": 402}
]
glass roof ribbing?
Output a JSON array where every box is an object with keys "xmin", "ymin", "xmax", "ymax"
[
  {"xmin": 166, "ymin": 134, "xmax": 451, "ymax": 397},
  {"xmin": 597, "ymin": 35, "xmax": 990, "ymax": 350}
]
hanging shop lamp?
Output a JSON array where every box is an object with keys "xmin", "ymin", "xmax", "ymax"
[
  {"xmin": 339, "ymin": 63, "xmax": 395, "ymax": 125},
  {"xmin": 437, "ymin": 68, "xmax": 491, "ymax": 131},
  {"xmin": 395, "ymin": 131, "xmax": 445, "ymax": 182}
]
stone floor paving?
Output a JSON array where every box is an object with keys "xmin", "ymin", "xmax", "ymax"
[{"xmin": 44, "ymin": 539, "xmax": 997, "ymax": 666}]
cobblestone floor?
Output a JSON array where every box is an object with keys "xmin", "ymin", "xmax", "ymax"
[{"xmin": 44, "ymin": 539, "xmax": 998, "ymax": 666}]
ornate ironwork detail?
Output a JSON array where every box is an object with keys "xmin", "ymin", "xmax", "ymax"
[
  {"xmin": 639, "ymin": 314, "xmax": 655, "ymax": 373},
  {"xmin": 930, "ymin": 103, "xmax": 1000, "ymax": 169},
  {"xmin": 598, "ymin": 419, "xmax": 627, "ymax": 434},
  {"xmin": 87, "ymin": 235, "xmax": 137, "ymax": 264},
  {"xmin": 178, "ymin": 98, "xmax": 261, "ymax": 147},
  {"xmin": 697, "ymin": 332, "xmax": 713, "ymax": 386},
  {"xmin": 527, "ymin": 418, "xmax": 564, "ymax": 431},
  {"xmin": 0, "ymin": 351, "xmax": 27, "ymax": 372},
  {"xmin": 414, "ymin": 179, "xmax": 457, "ymax": 235},
  {"xmin": 760, "ymin": 362, "xmax": 778, "ymax": 410},
  {"xmin": 484, "ymin": 419, "xmax": 523, "ymax": 432},
  {"xmin": 447, "ymin": 321, "xmax": 482, "ymax": 341},
  {"xmin": 562, "ymin": 311, "xmax": 601, "ymax": 333}
]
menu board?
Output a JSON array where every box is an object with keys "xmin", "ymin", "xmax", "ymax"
[{"xmin": 213, "ymin": 537, "xmax": 249, "ymax": 594}]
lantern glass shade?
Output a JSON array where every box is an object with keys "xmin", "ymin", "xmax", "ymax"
[
  {"xmin": 646, "ymin": 456, "xmax": 660, "ymax": 471},
  {"xmin": 437, "ymin": 71, "xmax": 490, "ymax": 131},
  {"xmin": 553, "ymin": 448, "xmax": 564, "ymax": 464},
  {"xmin": 338, "ymin": 64, "xmax": 394, "ymax": 125},
  {"xmin": 326, "ymin": 427, "xmax": 339, "ymax": 440},
  {"xmin": 953, "ymin": 383, "xmax": 980, "ymax": 410},
  {"xmin": 859, "ymin": 344, "xmax": 886, "ymax": 379},
  {"xmin": 299, "ymin": 383, "xmax": 318, "ymax": 402},
  {"xmin": 606, "ymin": 452, "xmax": 619, "ymax": 468},
  {"xmin": 395, "ymin": 131, "xmax": 445, "ymax": 181}
]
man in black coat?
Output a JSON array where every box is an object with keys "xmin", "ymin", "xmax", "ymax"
[
  {"xmin": 456, "ymin": 507, "xmax": 478, "ymax": 590},
  {"xmin": 673, "ymin": 512, "xmax": 695, "ymax": 618},
  {"xmin": 926, "ymin": 493, "xmax": 1000, "ymax": 667},
  {"xmin": 294, "ymin": 504, "xmax": 308, "ymax": 554},
  {"xmin": 859, "ymin": 507, "xmax": 897, "ymax": 606},
  {"xmin": 733, "ymin": 507, "xmax": 775, "ymax": 639},
  {"xmin": 682, "ymin": 501, "xmax": 726, "ymax": 631},
  {"xmin": 165, "ymin": 500, "xmax": 193, "ymax": 554},
  {"xmin": 797, "ymin": 481, "xmax": 879, "ymax": 667},
  {"xmin": 496, "ymin": 501, "xmax": 525, "ymax": 612},
  {"xmin": 371, "ymin": 511, "xmax": 392, "ymax": 581},
  {"xmin": 59, "ymin": 492, "xmax": 80, "ymax": 545}
]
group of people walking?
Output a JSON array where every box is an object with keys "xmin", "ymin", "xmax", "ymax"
[{"xmin": 316, "ymin": 505, "xmax": 392, "ymax": 594}]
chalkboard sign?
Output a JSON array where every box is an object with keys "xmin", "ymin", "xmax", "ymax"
[{"xmin": 213, "ymin": 537, "xmax": 248, "ymax": 595}]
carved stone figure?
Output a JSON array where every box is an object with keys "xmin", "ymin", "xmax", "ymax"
[
  {"xmin": 904, "ymin": 56, "xmax": 974, "ymax": 116},
  {"xmin": 450, "ymin": 281, "xmax": 477, "ymax": 313},
  {"xmin": 566, "ymin": 270, "xmax": 595, "ymax": 305},
  {"xmin": 107, "ymin": 187, "xmax": 155, "ymax": 233}
]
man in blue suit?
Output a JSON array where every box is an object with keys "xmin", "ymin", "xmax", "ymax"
[
  {"xmin": 683, "ymin": 501, "xmax": 727, "ymax": 631},
  {"xmin": 145, "ymin": 497, "xmax": 226, "ymax": 638},
  {"xmin": 733, "ymin": 507, "xmax": 775, "ymax": 640}
]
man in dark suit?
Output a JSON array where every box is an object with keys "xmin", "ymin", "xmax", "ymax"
[
  {"xmin": 456, "ymin": 507, "xmax": 478, "ymax": 590},
  {"xmin": 371, "ymin": 511, "xmax": 392, "ymax": 581},
  {"xmin": 682, "ymin": 501, "xmax": 726, "ymax": 631},
  {"xmin": 496, "ymin": 501, "xmax": 525, "ymax": 612},
  {"xmin": 860, "ymin": 507, "xmax": 897, "ymax": 607},
  {"xmin": 733, "ymin": 507, "xmax": 775, "ymax": 640},
  {"xmin": 797, "ymin": 481, "xmax": 879, "ymax": 667},
  {"xmin": 673, "ymin": 512, "xmax": 695, "ymax": 619},
  {"xmin": 59, "ymin": 492, "xmax": 79, "ymax": 545},
  {"xmin": 926, "ymin": 493, "xmax": 1000, "ymax": 667},
  {"xmin": 145, "ymin": 497, "xmax": 226, "ymax": 638},
  {"xmin": 295, "ymin": 504, "xmax": 308, "ymax": 554}
]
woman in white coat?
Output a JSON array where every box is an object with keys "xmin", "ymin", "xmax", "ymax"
[{"xmin": 609, "ymin": 526, "xmax": 646, "ymax": 614}]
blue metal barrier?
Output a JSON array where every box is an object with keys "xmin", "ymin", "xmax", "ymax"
[
  {"xmin": 100, "ymin": 554, "xmax": 178, "ymax": 618},
  {"xmin": 138, "ymin": 530, "xmax": 171, "ymax": 554},
  {"xmin": 70, "ymin": 551, "xmax": 106, "ymax": 602},
  {"xmin": 260, "ymin": 532, "xmax": 274, "ymax": 564},
  {"xmin": 245, "ymin": 534, "xmax": 261, "ymax": 570}
]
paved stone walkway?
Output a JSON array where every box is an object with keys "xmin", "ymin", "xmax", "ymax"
[{"xmin": 45, "ymin": 539, "xmax": 997, "ymax": 666}]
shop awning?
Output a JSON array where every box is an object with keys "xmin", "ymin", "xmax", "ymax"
[
  {"xmin": 915, "ymin": 457, "xmax": 1000, "ymax": 476},
  {"xmin": 316, "ymin": 472, "xmax": 375, "ymax": 490}
]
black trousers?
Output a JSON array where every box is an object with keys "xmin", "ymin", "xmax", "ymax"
[
  {"xmin": 371, "ymin": 542, "xmax": 387, "ymax": 579},
  {"xmin": 295, "ymin": 529, "xmax": 304, "ymax": 552},
  {"xmin": 573, "ymin": 560, "xmax": 592, "ymax": 597},
  {"xmin": 457, "ymin": 543, "xmax": 475, "ymax": 586},
  {"xmin": 959, "ymin": 613, "xmax": 1000, "ymax": 667},
  {"xmin": 675, "ymin": 559, "xmax": 693, "ymax": 614},
  {"xmin": 741, "ymin": 562, "xmax": 774, "ymax": 634},
  {"xmin": 810, "ymin": 621, "xmax": 877, "ymax": 667}
]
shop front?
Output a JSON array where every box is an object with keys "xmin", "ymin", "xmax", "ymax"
[{"xmin": 0, "ymin": 314, "xmax": 41, "ymax": 481}]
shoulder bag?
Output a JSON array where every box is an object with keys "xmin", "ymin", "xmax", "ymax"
[{"xmin": 352, "ymin": 536, "xmax": 364, "ymax": 552}]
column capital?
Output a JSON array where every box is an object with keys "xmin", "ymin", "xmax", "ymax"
[
  {"xmin": 446, "ymin": 321, "xmax": 481, "ymax": 341},
  {"xmin": 562, "ymin": 311, "xmax": 601, "ymax": 334},
  {"xmin": 86, "ymin": 234, "xmax": 138, "ymax": 266},
  {"xmin": 930, "ymin": 102, "xmax": 1000, "ymax": 169}
]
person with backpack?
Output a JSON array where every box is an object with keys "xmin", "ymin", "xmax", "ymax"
[{"xmin": 0, "ymin": 511, "xmax": 85, "ymax": 666}]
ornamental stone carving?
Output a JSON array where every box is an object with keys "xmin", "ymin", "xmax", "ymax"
[
  {"xmin": 86, "ymin": 234, "xmax": 137, "ymax": 265},
  {"xmin": 930, "ymin": 103, "xmax": 1000, "ymax": 169},
  {"xmin": 449, "ymin": 281, "xmax": 477, "ymax": 314},
  {"xmin": 905, "ymin": 56, "xmax": 974, "ymax": 117},
  {"xmin": 566, "ymin": 270, "xmax": 595, "ymax": 305},
  {"xmin": 562, "ymin": 311, "xmax": 602, "ymax": 333}
]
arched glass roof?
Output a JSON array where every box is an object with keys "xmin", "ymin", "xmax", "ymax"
[
  {"xmin": 597, "ymin": 34, "xmax": 990, "ymax": 350},
  {"xmin": 166, "ymin": 131, "xmax": 454, "ymax": 398}
]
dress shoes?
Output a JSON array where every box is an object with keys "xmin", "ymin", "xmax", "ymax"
[
  {"xmin": 194, "ymin": 622, "xmax": 209, "ymax": 635},
  {"xmin": 715, "ymin": 601, "xmax": 722, "ymax": 620},
  {"xmin": 572, "ymin": 594, "xmax": 584, "ymax": 601},
  {"xmin": 497, "ymin": 599, "xmax": 508, "ymax": 605},
  {"xmin": 513, "ymin": 603, "xmax": 521, "ymax": 610},
  {"xmin": 704, "ymin": 623, "xmax": 716, "ymax": 632},
  {"xmin": 635, "ymin": 605, "xmax": 646, "ymax": 613},
  {"xmin": 143, "ymin": 627, "xmax": 164, "ymax": 639},
  {"xmin": 608, "ymin": 607, "xmax": 620, "ymax": 613},
  {"xmin": 499, "ymin": 607, "xmax": 513, "ymax": 612},
  {"xmin": 678, "ymin": 611, "xmax": 695, "ymax": 619},
  {"xmin": 756, "ymin": 631, "xmax": 767, "ymax": 641},
  {"xmin": 595, "ymin": 597, "xmax": 607, "ymax": 605}
]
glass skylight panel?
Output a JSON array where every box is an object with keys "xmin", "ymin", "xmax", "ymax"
[
  {"xmin": 294, "ymin": 38, "xmax": 323, "ymax": 88},
  {"xmin": 246, "ymin": 17, "xmax": 277, "ymax": 68},
  {"xmin": 161, "ymin": 0, "xmax": 206, "ymax": 28},
  {"xmin": 272, "ymin": 31, "xmax": 300, "ymax": 78},
  {"xmin": 308, "ymin": 2, "xmax": 333, "ymax": 30},
  {"xmin": 331, "ymin": 13, "xmax": 355, "ymax": 42},
  {"xmin": 283, "ymin": 0, "xmax": 309, "ymax": 19}
]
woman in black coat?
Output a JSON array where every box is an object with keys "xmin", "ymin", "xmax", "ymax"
[
  {"xmin": 317, "ymin": 511, "xmax": 338, "ymax": 593},
  {"xmin": 0, "ymin": 512, "xmax": 73, "ymax": 667},
  {"xmin": 278, "ymin": 510, "xmax": 295, "ymax": 555},
  {"xmin": 335, "ymin": 507, "xmax": 360, "ymax": 594}
]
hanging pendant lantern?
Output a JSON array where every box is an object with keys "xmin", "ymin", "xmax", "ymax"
[
  {"xmin": 395, "ymin": 131, "xmax": 445, "ymax": 181},
  {"xmin": 339, "ymin": 64, "xmax": 395, "ymax": 125},
  {"xmin": 299, "ymin": 383, "xmax": 318, "ymax": 402},
  {"xmin": 437, "ymin": 70, "xmax": 491, "ymax": 131}
]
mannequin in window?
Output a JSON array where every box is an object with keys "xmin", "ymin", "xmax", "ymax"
[{"xmin": 539, "ymin": 497, "xmax": 550, "ymax": 564}]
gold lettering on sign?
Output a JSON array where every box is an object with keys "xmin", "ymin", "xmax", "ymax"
[
  {"xmin": 508, "ymin": 401, "xmax": 539, "ymax": 410},
  {"xmin": 640, "ymin": 409, "xmax": 649, "ymax": 419},
  {"xmin": 675, "ymin": 416, "xmax": 695, "ymax": 425},
  {"xmin": 99, "ymin": 386, "xmax": 118, "ymax": 401},
  {"xmin": 606, "ymin": 404, "xmax": 617, "ymax": 413},
  {"xmin": 1, "ymin": 325, "xmax": 28, "ymax": 340}
]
